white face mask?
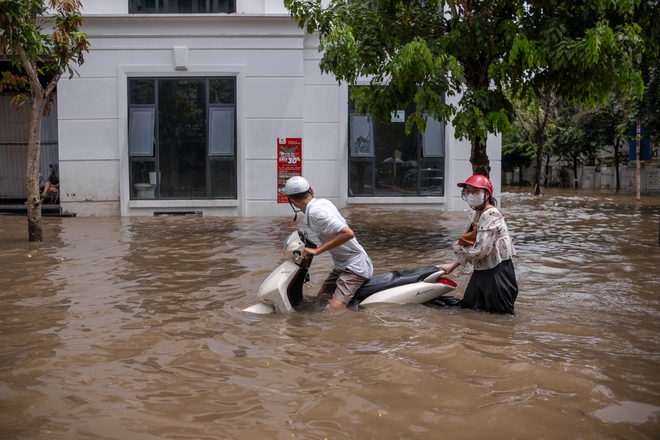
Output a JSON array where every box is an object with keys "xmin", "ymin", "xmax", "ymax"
[{"xmin": 466, "ymin": 193, "xmax": 485, "ymax": 209}]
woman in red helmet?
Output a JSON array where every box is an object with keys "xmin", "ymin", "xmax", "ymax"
[{"xmin": 440, "ymin": 174, "xmax": 518, "ymax": 314}]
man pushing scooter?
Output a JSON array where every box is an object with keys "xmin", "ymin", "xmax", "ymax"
[{"xmin": 284, "ymin": 176, "xmax": 374, "ymax": 310}]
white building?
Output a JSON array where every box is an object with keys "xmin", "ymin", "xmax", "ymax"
[{"xmin": 1, "ymin": 0, "xmax": 502, "ymax": 216}]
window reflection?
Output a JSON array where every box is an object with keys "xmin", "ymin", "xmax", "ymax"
[
  {"xmin": 348, "ymin": 90, "xmax": 445, "ymax": 197},
  {"xmin": 129, "ymin": 0, "xmax": 236, "ymax": 14}
]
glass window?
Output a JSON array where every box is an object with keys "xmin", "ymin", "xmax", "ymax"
[
  {"xmin": 129, "ymin": 0, "xmax": 236, "ymax": 13},
  {"xmin": 350, "ymin": 114, "xmax": 373, "ymax": 157},
  {"xmin": 210, "ymin": 79, "xmax": 235, "ymax": 104},
  {"xmin": 128, "ymin": 77, "xmax": 237, "ymax": 200},
  {"xmin": 129, "ymin": 80, "xmax": 155, "ymax": 105},
  {"xmin": 422, "ymin": 115, "xmax": 445, "ymax": 158},
  {"xmin": 348, "ymin": 89, "xmax": 445, "ymax": 197},
  {"xmin": 208, "ymin": 107, "xmax": 234, "ymax": 156},
  {"xmin": 128, "ymin": 108, "xmax": 155, "ymax": 156}
]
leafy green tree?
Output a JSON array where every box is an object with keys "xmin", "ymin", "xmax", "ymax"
[
  {"xmin": 502, "ymin": 123, "xmax": 534, "ymax": 186},
  {"xmin": 510, "ymin": 94, "xmax": 563, "ymax": 193},
  {"xmin": 551, "ymin": 105, "xmax": 604, "ymax": 189},
  {"xmin": 284, "ymin": 0, "xmax": 645, "ymax": 178},
  {"xmin": 577, "ymin": 97, "xmax": 634, "ymax": 191},
  {"xmin": 0, "ymin": 0, "xmax": 89, "ymax": 241},
  {"xmin": 637, "ymin": 55, "xmax": 660, "ymax": 145},
  {"xmin": 633, "ymin": 0, "xmax": 660, "ymax": 143}
]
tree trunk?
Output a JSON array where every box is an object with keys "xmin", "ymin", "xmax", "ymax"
[
  {"xmin": 544, "ymin": 153, "xmax": 550, "ymax": 187},
  {"xmin": 613, "ymin": 140, "xmax": 621, "ymax": 191},
  {"xmin": 533, "ymin": 146, "xmax": 543, "ymax": 195},
  {"xmin": 573, "ymin": 157, "xmax": 579, "ymax": 189},
  {"xmin": 26, "ymin": 94, "xmax": 45, "ymax": 242},
  {"xmin": 470, "ymin": 136, "xmax": 490, "ymax": 177}
]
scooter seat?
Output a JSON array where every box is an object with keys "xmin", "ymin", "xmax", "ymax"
[{"xmin": 352, "ymin": 266, "xmax": 440, "ymax": 303}]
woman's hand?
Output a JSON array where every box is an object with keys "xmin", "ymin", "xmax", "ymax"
[{"xmin": 440, "ymin": 261, "xmax": 460, "ymax": 274}]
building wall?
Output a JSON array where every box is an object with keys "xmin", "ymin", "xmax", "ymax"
[{"xmin": 54, "ymin": 0, "xmax": 500, "ymax": 216}]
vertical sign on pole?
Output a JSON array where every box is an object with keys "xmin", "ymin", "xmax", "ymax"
[
  {"xmin": 277, "ymin": 138, "xmax": 302, "ymax": 203},
  {"xmin": 636, "ymin": 119, "xmax": 641, "ymax": 204}
]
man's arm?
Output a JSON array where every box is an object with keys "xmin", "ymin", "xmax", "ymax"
[{"xmin": 304, "ymin": 226, "xmax": 354, "ymax": 258}]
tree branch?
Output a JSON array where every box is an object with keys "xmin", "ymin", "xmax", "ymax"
[{"xmin": 14, "ymin": 44, "xmax": 45, "ymax": 98}]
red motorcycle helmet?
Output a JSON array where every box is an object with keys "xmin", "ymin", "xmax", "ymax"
[{"xmin": 457, "ymin": 174, "xmax": 493, "ymax": 195}]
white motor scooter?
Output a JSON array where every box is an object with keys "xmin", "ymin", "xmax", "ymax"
[{"xmin": 244, "ymin": 230, "xmax": 459, "ymax": 314}]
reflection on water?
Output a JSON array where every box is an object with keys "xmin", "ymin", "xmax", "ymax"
[{"xmin": 1, "ymin": 188, "xmax": 659, "ymax": 439}]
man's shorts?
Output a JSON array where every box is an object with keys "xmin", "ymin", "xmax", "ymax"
[{"xmin": 321, "ymin": 268, "xmax": 368, "ymax": 305}]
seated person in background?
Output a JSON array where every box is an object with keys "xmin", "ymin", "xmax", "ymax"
[{"xmin": 41, "ymin": 163, "xmax": 59, "ymax": 201}]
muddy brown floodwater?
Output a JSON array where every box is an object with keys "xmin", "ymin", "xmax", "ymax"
[{"xmin": 1, "ymin": 188, "xmax": 659, "ymax": 440}]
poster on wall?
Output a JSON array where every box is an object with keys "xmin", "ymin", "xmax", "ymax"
[{"xmin": 277, "ymin": 138, "xmax": 302, "ymax": 203}]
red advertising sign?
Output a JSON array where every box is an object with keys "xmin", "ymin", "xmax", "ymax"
[{"xmin": 277, "ymin": 138, "xmax": 302, "ymax": 203}]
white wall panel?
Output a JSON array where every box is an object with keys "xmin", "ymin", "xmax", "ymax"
[
  {"xmin": 244, "ymin": 119, "xmax": 303, "ymax": 159},
  {"xmin": 76, "ymin": 47, "xmax": 303, "ymax": 79},
  {"xmin": 239, "ymin": 0, "xmax": 265, "ymax": 14},
  {"xmin": 57, "ymin": 78, "xmax": 118, "ymax": 120},
  {"xmin": 63, "ymin": 201, "xmax": 121, "ymax": 216},
  {"xmin": 245, "ymin": 159, "xmax": 277, "ymax": 200},
  {"xmin": 446, "ymin": 124, "xmax": 472, "ymax": 160},
  {"xmin": 76, "ymin": 49, "xmax": 172, "ymax": 78},
  {"xmin": 302, "ymin": 123, "xmax": 339, "ymax": 161},
  {"xmin": 80, "ymin": 0, "xmax": 128, "ymax": 14},
  {"xmin": 303, "ymin": 60, "xmax": 339, "ymax": 86},
  {"xmin": 301, "ymin": 160, "xmax": 340, "ymax": 199},
  {"xmin": 245, "ymin": 201, "xmax": 297, "ymax": 217},
  {"xmin": 244, "ymin": 78, "xmax": 303, "ymax": 119},
  {"xmin": 88, "ymin": 37, "xmax": 301, "ymax": 51},
  {"xmin": 58, "ymin": 120, "xmax": 119, "ymax": 161},
  {"xmin": 59, "ymin": 160, "xmax": 120, "ymax": 202},
  {"xmin": 193, "ymin": 49, "xmax": 303, "ymax": 77},
  {"xmin": 264, "ymin": 0, "xmax": 289, "ymax": 14},
  {"xmin": 303, "ymin": 86, "xmax": 339, "ymax": 123},
  {"xmin": 83, "ymin": 16, "xmax": 301, "ymax": 39}
]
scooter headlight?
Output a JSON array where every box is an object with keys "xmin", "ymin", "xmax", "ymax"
[{"xmin": 283, "ymin": 234, "xmax": 293, "ymax": 254}]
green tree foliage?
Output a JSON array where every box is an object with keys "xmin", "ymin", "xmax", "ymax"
[
  {"xmin": 577, "ymin": 96, "xmax": 634, "ymax": 190},
  {"xmin": 0, "ymin": 0, "xmax": 89, "ymax": 241},
  {"xmin": 637, "ymin": 56, "xmax": 660, "ymax": 145},
  {"xmin": 502, "ymin": 123, "xmax": 534, "ymax": 186},
  {"xmin": 504, "ymin": 95, "xmax": 560, "ymax": 191},
  {"xmin": 551, "ymin": 105, "xmax": 604, "ymax": 189},
  {"xmin": 284, "ymin": 0, "xmax": 645, "ymax": 178},
  {"xmin": 634, "ymin": 0, "xmax": 659, "ymax": 143}
]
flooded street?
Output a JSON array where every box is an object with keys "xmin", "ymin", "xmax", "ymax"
[{"xmin": 1, "ymin": 188, "xmax": 659, "ymax": 439}]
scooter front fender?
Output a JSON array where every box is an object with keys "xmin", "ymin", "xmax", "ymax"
[
  {"xmin": 253, "ymin": 260, "xmax": 302, "ymax": 313},
  {"xmin": 243, "ymin": 302, "xmax": 277, "ymax": 314}
]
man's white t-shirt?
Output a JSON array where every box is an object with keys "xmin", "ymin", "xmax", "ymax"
[{"xmin": 304, "ymin": 198, "xmax": 373, "ymax": 279}]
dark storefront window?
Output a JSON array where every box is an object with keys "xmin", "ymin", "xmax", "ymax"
[
  {"xmin": 348, "ymin": 91, "xmax": 446, "ymax": 197},
  {"xmin": 129, "ymin": 0, "xmax": 235, "ymax": 14},
  {"xmin": 128, "ymin": 77, "xmax": 237, "ymax": 200}
]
